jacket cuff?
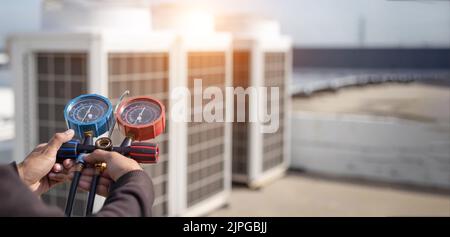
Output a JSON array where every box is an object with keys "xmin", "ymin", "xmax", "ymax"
[
  {"xmin": 9, "ymin": 162, "xmax": 19, "ymax": 175},
  {"xmin": 110, "ymin": 170, "xmax": 148, "ymax": 191}
]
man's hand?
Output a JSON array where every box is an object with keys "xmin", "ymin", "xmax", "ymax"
[
  {"xmin": 84, "ymin": 149, "xmax": 143, "ymax": 181},
  {"xmin": 65, "ymin": 159, "xmax": 114, "ymax": 197},
  {"xmin": 65, "ymin": 149, "xmax": 143, "ymax": 197},
  {"xmin": 17, "ymin": 129, "xmax": 75, "ymax": 195}
]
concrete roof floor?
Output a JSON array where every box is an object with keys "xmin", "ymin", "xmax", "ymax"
[
  {"xmin": 209, "ymin": 82, "xmax": 450, "ymax": 217},
  {"xmin": 209, "ymin": 171, "xmax": 450, "ymax": 216},
  {"xmin": 292, "ymin": 82, "xmax": 450, "ymax": 125}
]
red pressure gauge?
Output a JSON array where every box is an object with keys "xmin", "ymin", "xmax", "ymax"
[{"xmin": 116, "ymin": 96, "xmax": 166, "ymax": 141}]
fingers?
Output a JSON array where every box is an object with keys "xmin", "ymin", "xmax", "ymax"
[
  {"xmin": 78, "ymin": 180, "xmax": 110, "ymax": 197},
  {"xmin": 67, "ymin": 167, "xmax": 111, "ymax": 180},
  {"xmin": 52, "ymin": 160, "xmax": 76, "ymax": 174},
  {"xmin": 83, "ymin": 149, "xmax": 113, "ymax": 164},
  {"xmin": 79, "ymin": 175, "xmax": 112, "ymax": 187},
  {"xmin": 48, "ymin": 172, "xmax": 67, "ymax": 182},
  {"xmin": 49, "ymin": 160, "xmax": 74, "ymax": 182},
  {"xmin": 63, "ymin": 159, "xmax": 75, "ymax": 170},
  {"xmin": 78, "ymin": 176, "xmax": 111, "ymax": 197},
  {"xmin": 63, "ymin": 167, "xmax": 113, "ymax": 197},
  {"xmin": 44, "ymin": 129, "xmax": 75, "ymax": 156},
  {"xmin": 34, "ymin": 143, "xmax": 48, "ymax": 152},
  {"xmin": 52, "ymin": 163, "xmax": 63, "ymax": 173}
]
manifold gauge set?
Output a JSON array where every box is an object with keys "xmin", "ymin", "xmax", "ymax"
[{"xmin": 56, "ymin": 92, "xmax": 165, "ymax": 217}]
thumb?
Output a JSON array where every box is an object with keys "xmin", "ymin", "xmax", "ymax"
[
  {"xmin": 83, "ymin": 149, "xmax": 112, "ymax": 165},
  {"xmin": 45, "ymin": 129, "xmax": 75, "ymax": 156}
]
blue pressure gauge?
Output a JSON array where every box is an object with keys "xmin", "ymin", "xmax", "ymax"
[{"xmin": 64, "ymin": 94, "xmax": 114, "ymax": 139}]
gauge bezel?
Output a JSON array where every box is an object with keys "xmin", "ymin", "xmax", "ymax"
[
  {"xmin": 116, "ymin": 96, "xmax": 165, "ymax": 141},
  {"xmin": 64, "ymin": 94, "xmax": 113, "ymax": 138}
]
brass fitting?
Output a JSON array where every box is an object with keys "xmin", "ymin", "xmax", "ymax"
[
  {"xmin": 126, "ymin": 134, "xmax": 135, "ymax": 140},
  {"xmin": 95, "ymin": 137, "xmax": 113, "ymax": 151},
  {"xmin": 94, "ymin": 162, "xmax": 107, "ymax": 175},
  {"xmin": 74, "ymin": 163, "xmax": 84, "ymax": 172},
  {"xmin": 83, "ymin": 131, "xmax": 94, "ymax": 137}
]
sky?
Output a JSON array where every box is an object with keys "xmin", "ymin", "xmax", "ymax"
[
  {"xmin": 0, "ymin": 0, "xmax": 41, "ymax": 49},
  {"xmin": 0, "ymin": 0, "xmax": 449, "ymax": 48},
  {"xmin": 170, "ymin": 0, "xmax": 450, "ymax": 48}
]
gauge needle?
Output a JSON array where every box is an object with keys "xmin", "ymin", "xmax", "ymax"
[
  {"xmin": 82, "ymin": 105, "xmax": 92, "ymax": 122},
  {"xmin": 135, "ymin": 107, "xmax": 145, "ymax": 124}
]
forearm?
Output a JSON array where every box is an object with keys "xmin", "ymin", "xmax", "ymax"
[
  {"xmin": 94, "ymin": 170, "xmax": 154, "ymax": 217},
  {"xmin": 0, "ymin": 163, "xmax": 64, "ymax": 217}
]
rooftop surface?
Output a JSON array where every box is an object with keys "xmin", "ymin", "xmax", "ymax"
[
  {"xmin": 209, "ymin": 171, "xmax": 450, "ymax": 216},
  {"xmin": 292, "ymin": 82, "xmax": 450, "ymax": 125},
  {"xmin": 209, "ymin": 82, "xmax": 450, "ymax": 217}
]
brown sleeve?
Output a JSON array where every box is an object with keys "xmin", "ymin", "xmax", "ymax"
[
  {"xmin": 94, "ymin": 170, "xmax": 154, "ymax": 217},
  {"xmin": 0, "ymin": 163, "xmax": 64, "ymax": 217}
]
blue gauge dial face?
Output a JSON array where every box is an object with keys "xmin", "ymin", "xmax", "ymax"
[
  {"xmin": 121, "ymin": 101, "xmax": 161, "ymax": 125},
  {"xmin": 68, "ymin": 98, "xmax": 109, "ymax": 123}
]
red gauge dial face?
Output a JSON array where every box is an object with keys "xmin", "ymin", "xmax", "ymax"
[
  {"xmin": 116, "ymin": 96, "xmax": 165, "ymax": 141},
  {"xmin": 121, "ymin": 101, "xmax": 161, "ymax": 125}
]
